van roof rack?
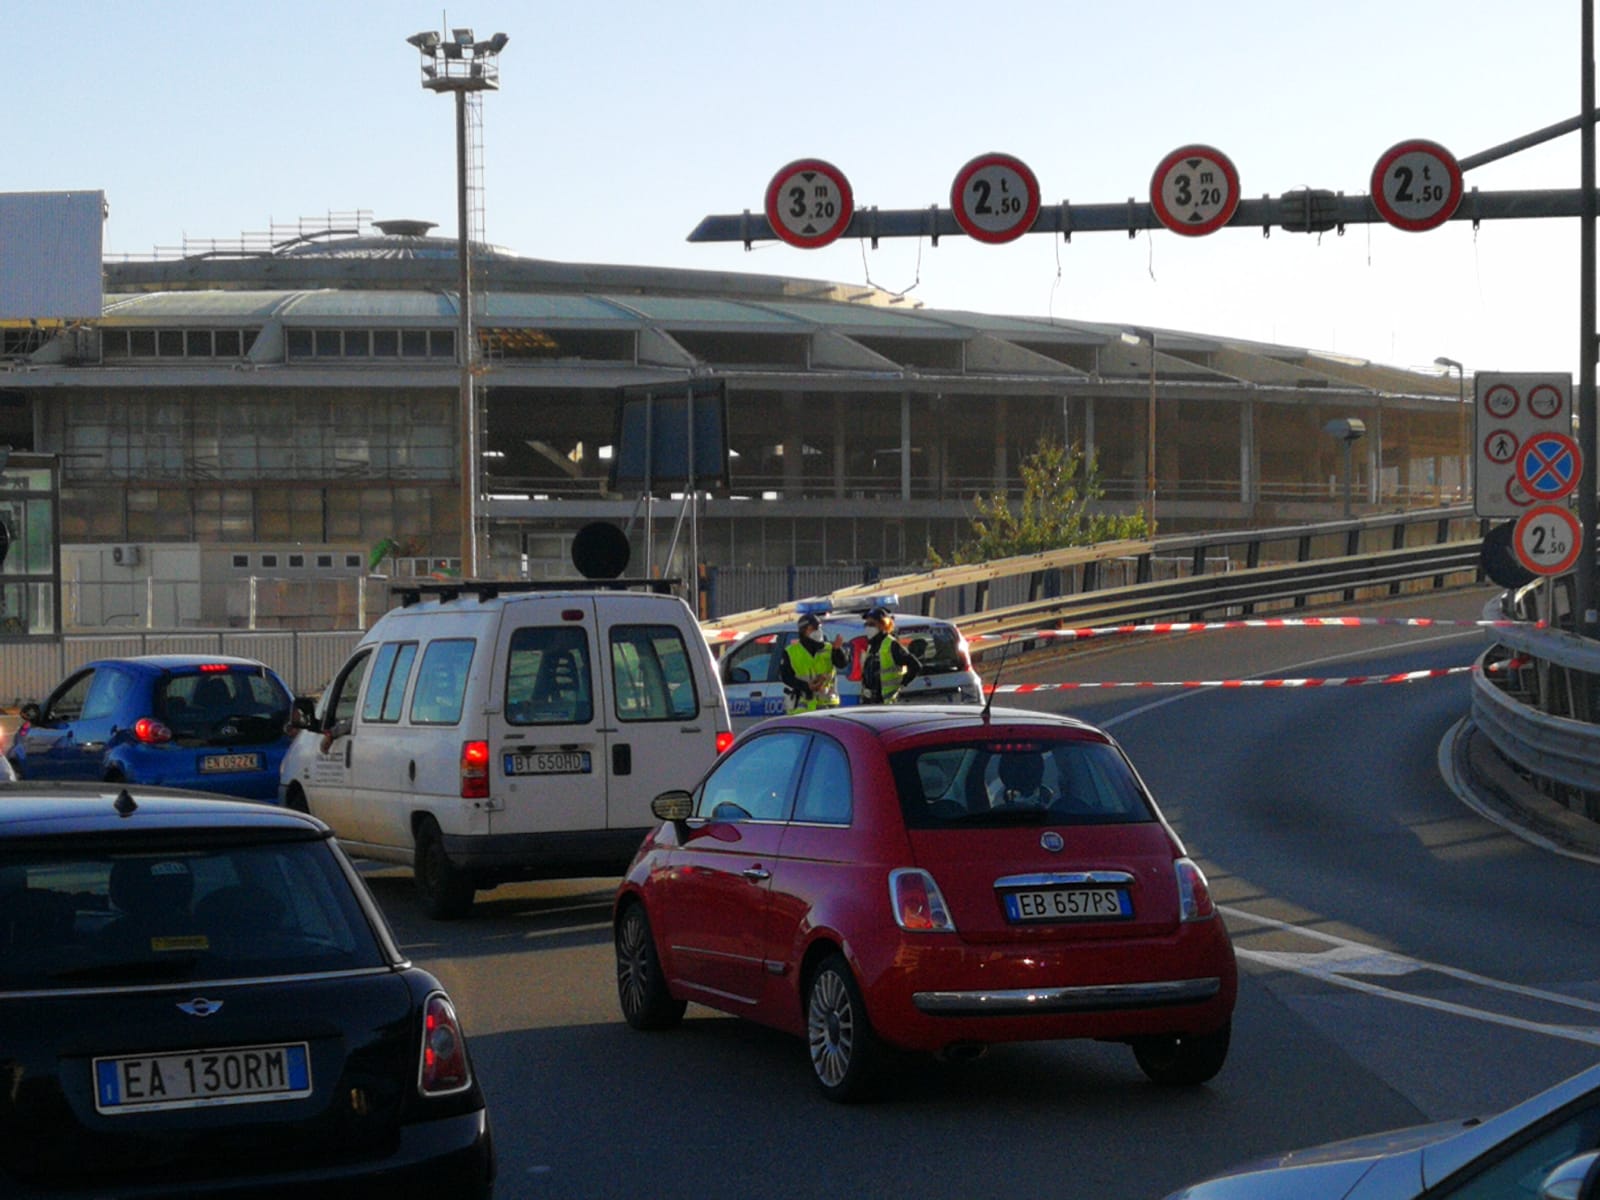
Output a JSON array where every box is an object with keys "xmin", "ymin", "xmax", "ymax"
[{"xmin": 393, "ymin": 578, "xmax": 681, "ymax": 607}]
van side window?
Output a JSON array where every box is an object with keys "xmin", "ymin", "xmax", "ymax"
[
  {"xmin": 610, "ymin": 624, "xmax": 699, "ymax": 722},
  {"xmin": 324, "ymin": 650, "xmax": 371, "ymax": 735},
  {"xmin": 409, "ymin": 639, "xmax": 475, "ymax": 726},
  {"xmin": 361, "ymin": 642, "xmax": 418, "ymax": 724},
  {"xmin": 505, "ymin": 627, "xmax": 593, "ymax": 726}
]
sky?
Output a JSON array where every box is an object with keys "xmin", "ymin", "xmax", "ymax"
[{"xmin": 18, "ymin": 1, "xmax": 1594, "ymax": 378}]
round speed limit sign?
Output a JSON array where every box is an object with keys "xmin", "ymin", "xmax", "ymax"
[
  {"xmin": 1370, "ymin": 139, "xmax": 1463, "ymax": 232},
  {"xmin": 1513, "ymin": 505, "xmax": 1582, "ymax": 576},
  {"xmin": 951, "ymin": 152, "xmax": 1041, "ymax": 244},
  {"xmin": 765, "ymin": 159, "xmax": 854, "ymax": 249}
]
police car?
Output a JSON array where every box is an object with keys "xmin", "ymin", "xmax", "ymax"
[{"xmin": 716, "ymin": 595, "xmax": 984, "ymax": 729}]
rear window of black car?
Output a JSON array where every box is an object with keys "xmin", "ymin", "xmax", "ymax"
[
  {"xmin": 891, "ymin": 738, "xmax": 1156, "ymax": 829},
  {"xmin": 0, "ymin": 836, "xmax": 387, "ymax": 992}
]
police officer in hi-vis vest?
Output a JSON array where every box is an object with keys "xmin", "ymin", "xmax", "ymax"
[
  {"xmin": 860, "ymin": 606, "xmax": 922, "ymax": 704},
  {"xmin": 780, "ymin": 613, "xmax": 849, "ymax": 712}
]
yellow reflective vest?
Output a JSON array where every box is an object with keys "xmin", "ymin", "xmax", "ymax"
[{"xmin": 785, "ymin": 640, "xmax": 839, "ymax": 711}]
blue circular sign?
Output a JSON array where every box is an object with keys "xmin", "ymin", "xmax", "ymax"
[{"xmin": 1515, "ymin": 432, "xmax": 1581, "ymax": 501}]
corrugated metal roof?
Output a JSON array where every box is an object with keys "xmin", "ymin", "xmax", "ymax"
[
  {"xmin": 100, "ymin": 291, "xmax": 294, "ymax": 320},
  {"xmin": 600, "ymin": 295, "xmax": 805, "ymax": 326}
]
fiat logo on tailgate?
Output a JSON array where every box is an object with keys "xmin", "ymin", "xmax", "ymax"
[
  {"xmin": 1039, "ymin": 831, "xmax": 1064, "ymax": 853},
  {"xmin": 178, "ymin": 998, "xmax": 224, "ymax": 1017}
]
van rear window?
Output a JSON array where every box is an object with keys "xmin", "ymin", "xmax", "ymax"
[
  {"xmin": 611, "ymin": 625, "xmax": 698, "ymax": 722},
  {"xmin": 505, "ymin": 627, "xmax": 592, "ymax": 726}
]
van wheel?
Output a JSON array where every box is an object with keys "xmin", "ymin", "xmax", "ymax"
[
  {"xmin": 284, "ymin": 784, "xmax": 309, "ymax": 814},
  {"xmin": 414, "ymin": 817, "xmax": 475, "ymax": 920}
]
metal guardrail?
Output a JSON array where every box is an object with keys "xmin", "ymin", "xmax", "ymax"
[
  {"xmin": 959, "ymin": 541, "xmax": 1483, "ymax": 649},
  {"xmin": 1472, "ymin": 581, "xmax": 1600, "ymax": 811}
]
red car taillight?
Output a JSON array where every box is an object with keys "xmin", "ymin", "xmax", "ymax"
[
  {"xmin": 1176, "ymin": 857, "xmax": 1215, "ymax": 921},
  {"xmin": 418, "ymin": 992, "xmax": 472, "ymax": 1096},
  {"xmin": 715, "ymin": 731, "xmax": 735, "ymax": 754},
  {"xmin": 133, "ymin": 718, "xmax": 172, "ymax": 745},
  {"xmin": 956, "ymin": 637, "xmax": 973, "ymax": 671},
  {"xmin": 889, "ymin": 868, "xmax": 957, "ymax": 933},
  {"xmin": 460, "ymin": 740, "xmax": 490, "ymax": 799}
]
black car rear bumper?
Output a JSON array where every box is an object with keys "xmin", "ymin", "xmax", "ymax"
[{"xmin": 4, "ymin": 1107, "xmax": 493, "ymax": 1199}]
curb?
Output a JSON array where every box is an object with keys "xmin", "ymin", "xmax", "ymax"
[{"xmin": 1440, "ymin": 717, "xmax": 1600, "ymax": 866}]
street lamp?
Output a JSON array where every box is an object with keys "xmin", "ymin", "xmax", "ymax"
[
  {"xmin": 407, "ymin": 25, "xmax": 508, "ymax": 579},
  {"xmin": 1121, "ymin": 328, "xmax": 1158, "ymax": 533},
  {"xmin": 1324, "ymin": 418, "xmax": 1368, "ymax": 518},
  {"xmin": 1434, "ymin": 355, "xmax": 1468, "ymax": 502}
]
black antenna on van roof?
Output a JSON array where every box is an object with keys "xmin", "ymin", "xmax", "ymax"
[{"xmin": 980, "ymin": 636, "xmax": 1014, "ymax": 726}]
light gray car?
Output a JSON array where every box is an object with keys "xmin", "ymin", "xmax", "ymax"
[{"xmin": 1165, "ymin": 1063, "xmax": 1600, "ymax": 1199}]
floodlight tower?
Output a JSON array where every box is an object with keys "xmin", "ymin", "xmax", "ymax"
[{"xmin": 407, "ymin": 26, "xmax": 509, "ymax": 579}]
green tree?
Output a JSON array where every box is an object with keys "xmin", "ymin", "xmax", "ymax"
[{"xmin": 947, "ymin": 438, "xmax": 1148, "ymax": 564}]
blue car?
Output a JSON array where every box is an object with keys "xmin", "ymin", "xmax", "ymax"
[{"xmin": 9, "ymin": 655, "xmax": 294, "ymax": 801}]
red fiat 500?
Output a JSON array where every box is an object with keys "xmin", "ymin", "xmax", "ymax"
[{"xmin": 613, "ymin": 705, "xmax": 1236, "ymax": 1101}]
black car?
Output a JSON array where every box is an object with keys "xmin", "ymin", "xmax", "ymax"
[{"xmin": 0, "ymin": 784, "xmax": 494, "ymax": 1198}]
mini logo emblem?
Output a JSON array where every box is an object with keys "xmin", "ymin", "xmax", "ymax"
[
  {"xmin": 219, "ymin": 723, "xmax": 239, "ymax": 738},
  {"xmin": 1040, "ymin": 831, "xmax": 1064, "ymax": 853},
  {"xmin": 178, "ymin": 997, "xmax": 223, "ymax": 1017}
]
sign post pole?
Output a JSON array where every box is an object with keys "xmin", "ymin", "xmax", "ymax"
[{"xmin": 1580, "ymin": 0, "xmax": 1598, "ymax": 637}]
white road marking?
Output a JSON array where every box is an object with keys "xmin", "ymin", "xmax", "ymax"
[{"xmin": 1222, "ymin": 904, "xmax": 1600, "ymax": 1046}]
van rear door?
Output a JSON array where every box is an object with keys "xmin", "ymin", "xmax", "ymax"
[{"xmin": 487, "ymin": 598, "xmax": 608, "ymax": 835}]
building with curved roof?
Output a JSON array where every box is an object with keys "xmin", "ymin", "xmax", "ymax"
[{"xmin": 0, "ymin": 214, "xmax": 1466, "ymax": 626}]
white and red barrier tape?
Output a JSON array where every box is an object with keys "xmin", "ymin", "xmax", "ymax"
[
  {"xmin": 706, "ymin": 615, "xmax": 1537, "ymax": 644},
  {"xmin": 985, "ymin": 666, "xmax": 1476, "ymax": 693},
  {"xmin": 967, "ymin": 616, "xmax": 1539, "ymax": 642}
]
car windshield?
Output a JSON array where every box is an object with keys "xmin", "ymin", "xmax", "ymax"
[
  {"xmin": 890, "ymin": 738, "xmax": 1157, "ymax": 829},
  {"xmin": 0, "ymin": 835, "xmax": 387, "ymax": 991},
  {"xmin": 158, "ymin": 669, "xmax": 290, "ymax": 741}
]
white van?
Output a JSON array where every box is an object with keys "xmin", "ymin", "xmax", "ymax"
[{"xmin": 279, "ymin": 579, "xmax": 732, "ymax": 918}]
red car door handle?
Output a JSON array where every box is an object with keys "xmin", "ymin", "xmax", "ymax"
[{"xmin": 742, "ymin": 867, "xmax": 771, "ymax": 882}]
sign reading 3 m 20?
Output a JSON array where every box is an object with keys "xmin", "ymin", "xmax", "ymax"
[{"xmin": 1474, "ymin": 372, "xmax": 1574, "ymax": 518}]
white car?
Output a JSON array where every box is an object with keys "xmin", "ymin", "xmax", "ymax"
[
  {"xmin": 717, "ymin": 597, "xmax": 983, "ymax": 729},
  {"xmin": 1164, "ymin": 1061, "xmax": 1600, "ymax": 1199}
]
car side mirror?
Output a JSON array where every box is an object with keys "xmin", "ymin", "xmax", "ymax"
[
  {"xmin": 727, "ymin": 667, "xmax": 751, "ymax": 684},
  {"xmin": 289, "ymin": 696, "xmax": 321, "ymax": 732},
  {"xmin": 651, "ymin": 790, "xmax": 694, "ymax": 823},
  {"xmin": 19, "ymin": 702, "xmax": 40, "ymax": 723},
  {"xmin": 1541, "ymin": 1151, "xmax": 1600, "ymax": 1200}
]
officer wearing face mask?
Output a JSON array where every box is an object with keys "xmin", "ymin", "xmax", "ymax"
[
  {"xmin": 860, "ymin": 606, "xmax": 922, "ymax": 704},
  {"xmin": 780, "ymin": 613, "xmax": 848, "ymax": 713}
]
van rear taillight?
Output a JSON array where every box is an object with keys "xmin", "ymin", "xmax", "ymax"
[
  {"xmin": 134, "ymin": 718, "xmax": 172, "ymax": 745},
  {"xmin": 460, "ymin": 740, "xmax": 490, "ymax": 799},
  {"xmin": 715, "ymin": 731, "xmax": 735, "ymax": 754}
]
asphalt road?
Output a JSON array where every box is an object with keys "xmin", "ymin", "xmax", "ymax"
[{"xmin": 362, "ymin": 584, "xmax": 1600, "ymax": 1200}]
